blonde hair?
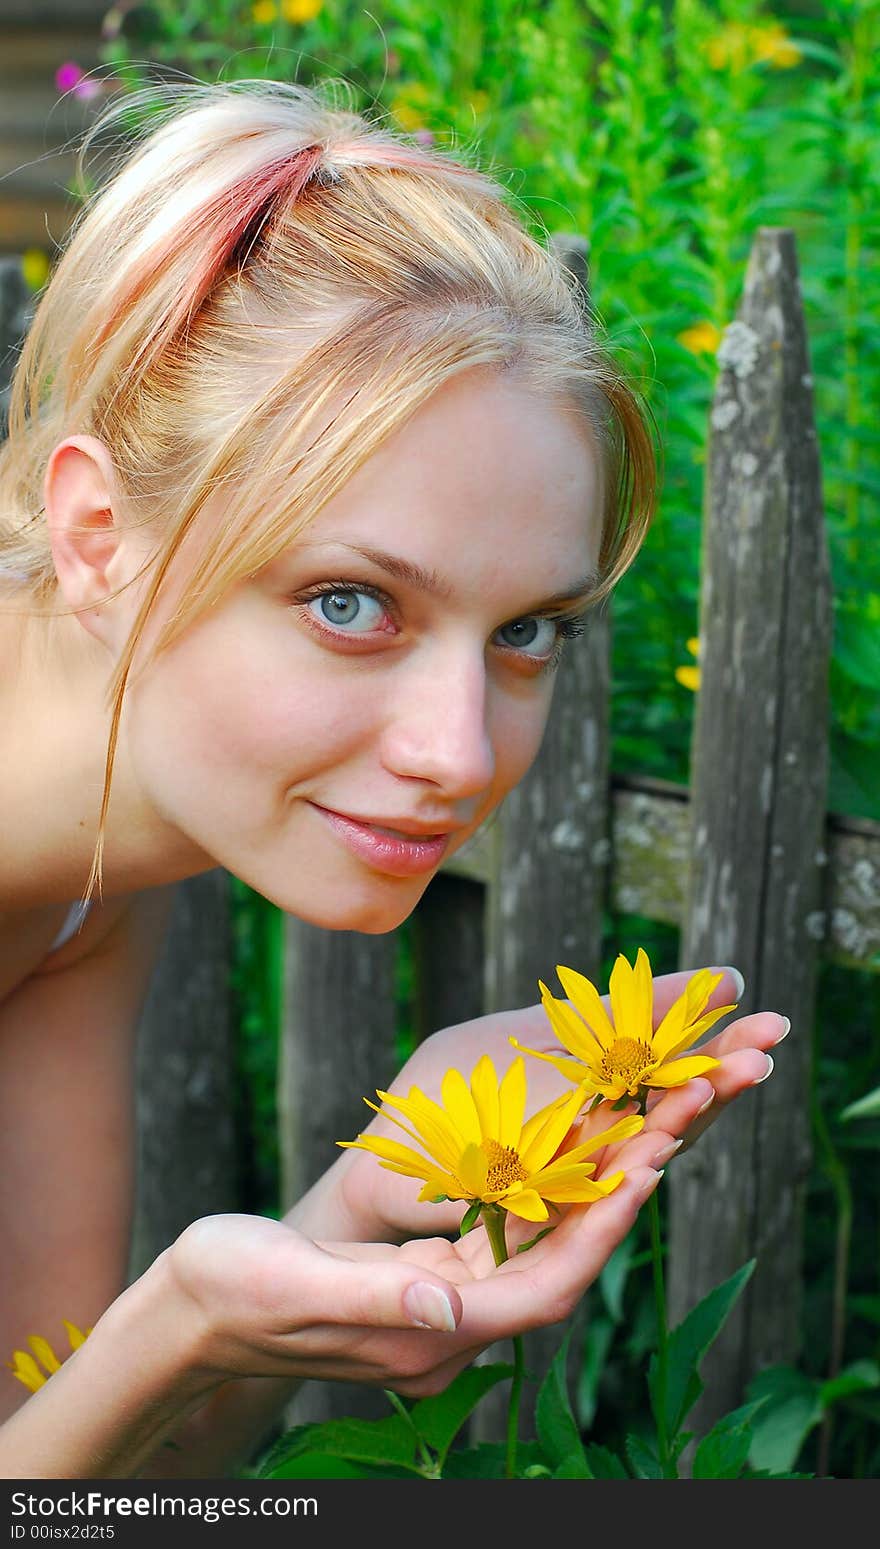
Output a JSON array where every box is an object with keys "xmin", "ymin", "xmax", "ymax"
[{"xmin": 0, "ymin": 78, "xmax": 658, "ymax": 902}]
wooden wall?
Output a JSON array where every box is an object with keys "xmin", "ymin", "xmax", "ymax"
[{"xmin": 0, "ymin": 1, "xmax": 107, "ymax": 254}]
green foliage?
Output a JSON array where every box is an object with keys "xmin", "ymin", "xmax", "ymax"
[
  {"xmin": 255, "ymin": 1256, "xmax": 808, "ymax": 1479},
  {"xmin": 100, "ymin": 1, "xmax": 880, "ymax": 828}
]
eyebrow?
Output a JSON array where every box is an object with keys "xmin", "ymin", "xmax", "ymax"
[{"xmin": 324, "ymin": 542, "xmax": 601, "ymax": 613}]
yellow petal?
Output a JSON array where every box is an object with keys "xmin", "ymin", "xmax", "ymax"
[
  {"xmin": 552, "ymin": 967, "xmax": 616, "ymax": 1047},
  {"xmin": 519, "ymin": 1083, "xmax": 590, "ymax": 1173},
  {"xmin": 26, "ymin": 1336, "xmax": 60, "ymax": 1374},
  {"xmin": 457, "ymin": 1142, "xmax": 489, "ymax": 1197},
  {"xmin": 508, "ymin": 1038, "xmax": 592, "ymax": 1090},
  {"xmin": 538, "ymin": 986, "xmax": 605, "ymax": 1063},
  {"xmin": 662, "ymin": 1001, "xmax": 738, "ymax": 1060},
  {"xmin": 532, "ymin": 1170, "xmax": 623, "ymax": 1202},
  {"xmin": 8, "ymin": 1352, "xmax": 47, "ymax": 1392},
  {"xmin": 336, "ymin": 1134, "xmax": 433, "ymax": 1180},
  {"xmin": 62, "ymin": 1321, "xmax": 88, "ymax": 1351},
  {"xmin": 552, "ymin": 1112, "xmax": 645, "ymax": 1165},
  {"xmin": 497, "ymin": 1057, "xmax": 527, "ymax": 1148},
  {"xmin": 608, "ymin": 950, "xmax": 653, "ymax": 1043},
  {"xmin": 503, "ymin": 1189, "xmax": 550, "ymax": 1222},
  {"xmin": 441, "ymin": 1068, "xmax": 482, "ymax": 1147},
  {"xmin": 470, "ymin": 1054, "xmax": 500, "ymax": 1141},
  {"xmin": 644, "ymin": 1055, "xmax": 721, "ymax": 1087},
  {"xmin": 374, "ymin": 1088, "xmax": 462, "ymax": 1169}
]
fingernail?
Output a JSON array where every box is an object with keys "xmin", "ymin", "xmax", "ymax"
[
  {"xmin": 638, "ymin": 1169, "xmax": 664, "ymax": 1201},
  {"xmin": 718, "ymin": 966, "xmax": 745, "ymax": 1000},
  {"xmin": 773, "ymin": 1016, "xmax": 791, "ymax": 1045},
  {"xmin": 653, "ymin": 1138, "xmax": 684, "ymax": 1166},
  {"xmin": 752, "ymin": 1053, "xmax": 775, "ymax": 1085},
  {"xmin": 403, "ymin": 1282, "xmax": 458, "ymax": 1332},
  {"xmin": 696, "ymin": 1089, "xmax": 716, "ymax": 1116}
]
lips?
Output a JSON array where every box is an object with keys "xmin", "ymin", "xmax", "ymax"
[{"xmin": 309, "ymin": 803, "xmax": 455, "ymax": 877}]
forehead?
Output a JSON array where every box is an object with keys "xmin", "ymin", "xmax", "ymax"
[{"xmin": 292, "ymin": 372, "xmax": 603, "ymax": 594}]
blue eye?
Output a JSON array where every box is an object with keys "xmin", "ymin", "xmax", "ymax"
[
  {"xmin": 495, "ymin": 616, "xmax": 559, "ymax": 656},
  {"xmin": 307, "ymin": 589, "xmax": 386, "ymax": 632}
]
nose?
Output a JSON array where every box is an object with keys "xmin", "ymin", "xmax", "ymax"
[{"xmin": 379, "ymin": 644, "xmax": 496, "ymax": 798}]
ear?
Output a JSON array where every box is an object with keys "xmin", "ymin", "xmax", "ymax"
[{"xmin": 44, "ymin": 436, "xmax": 144, "ymax": 646}]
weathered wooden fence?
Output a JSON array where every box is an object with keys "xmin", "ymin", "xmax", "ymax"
[{"xmin": 3, "ymin": 224, "xmax": 879, "ymax": 1457}]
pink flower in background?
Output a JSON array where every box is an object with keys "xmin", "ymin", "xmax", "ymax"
[
  {"xmin": 414, "ymin": 129, "xmax": 435, "ymax": 147},
  {"xmin": 54, "ymin": 62, "xmax": 101, "ymax": 100}
]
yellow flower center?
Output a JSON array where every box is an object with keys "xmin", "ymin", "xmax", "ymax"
[
  {"xmin": 602, "ymin": 1037, "xmax": 653, "ymax": 1088},
  {"xmin": 481, "ymin": 1137, "xmax": 528, "ymax": 1192}
]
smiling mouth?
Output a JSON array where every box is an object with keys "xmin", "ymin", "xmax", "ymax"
[{"xmin": 308, "ymin": 803, "xmax": 456, "ymax": 877}]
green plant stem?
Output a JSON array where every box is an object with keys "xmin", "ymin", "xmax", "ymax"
[
  {"xmin": 648, "ymin": 1187, "xmax": 674, "ymax": 1477},
  {"xmin": 480, "ymin": 1204, "xmax": 524, "ymax": 1479}
]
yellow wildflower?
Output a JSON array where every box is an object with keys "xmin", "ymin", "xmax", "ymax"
[
  {"xmin": 6, "ymin": 1321, "xmax": 89, "ymax": 1394},
  {"xmin": 511, "ymin": 950, "xmax": 733, "ymax": 1104},
  {"xmin": 749, "ymin": 23, "xmax": 802, "ymax": 70},
  {"xmin": 21, "ymin": 248, "xmax": 50, "ymax": 292},
  {"xmin": 282, "ymin": 0, "xmax": 323, "ymax": 20},
  {"xmin": 389, "ymin": 82, "xmax": 431, "ymax": 133},
  {"xmin": 675, "ymin": 635, "xmax": 700, "ymax": 691},
  {"xmin": 251, "ymin": 0, "xmax": 276, "ymax": 21},
  {"xmin": 677, "ymin": 320, "xmax": 721, "ymax": 356},
  {"xmin": 339, "ymin": 1054, "xmax": 643, "ymax": 1223},
  {"xmin": 705, "ymin": 21, "xmax": 752, "ymax": 72}
]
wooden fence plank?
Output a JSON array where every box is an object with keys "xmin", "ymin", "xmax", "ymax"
[
  {"xmin": 667, "ymin": 227, "xmax": 833, "ymax": 1440},
  {"xmin": 472, "ymin": 323, "xmax": 614, "ymax": 1439},
  {"xmin": 128, "ymin": 870, "xmax": 241, "ymax": 1281},
  {"xmin": 278, "ymin": 918, "xmax": 400, "ymax": 1424}
]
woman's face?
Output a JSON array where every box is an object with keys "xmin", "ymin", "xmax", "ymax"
[{"xmin": 121, "ymin": 371, "xmax": 605, "ymax": 931}]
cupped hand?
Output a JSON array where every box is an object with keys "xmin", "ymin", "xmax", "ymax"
[
  {"xmin": 168, "ymin": 1119, "xmax": 668, "ymax": 1398},
  {"xmin": 340, "ymin": 966, "xmax": 786, "ymax": 1245}
]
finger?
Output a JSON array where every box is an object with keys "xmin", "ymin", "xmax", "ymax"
[
  {"xmin": 455, "ymin": 1167, "xmax": 662, "ymax": 1342},
  {"xmin": 691, "ymin": 1010, "xmax": 789, "ymax": 1060},
  {"xmin": 645, "ymin": 1047, "xmax": 776, "ymax": 1153},
  {"xmin": 284, "ymin": 1243, "xmax": 465, "ymax": 1335}
]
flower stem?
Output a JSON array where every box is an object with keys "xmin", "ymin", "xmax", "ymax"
[{"xmin": 480, "ymin": 1204, "xmax": 524, "ymax": 1479}]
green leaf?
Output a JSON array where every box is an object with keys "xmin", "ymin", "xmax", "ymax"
[
  {"xmin": 410, "ymin": 1363, "xmax": 515, "ymax": 1466},
  {"xmin": 583, "ymin": 1443, "xmax": 630, "ymax": 1478},
  {"xmin": 626, "ymin": 1433, "xmax": 664, "ymax": 1479},
  {"xmin": 516, "ymin": 1226, "xmax": 555, "ymax": 1254},
  {"xmin": 255, "ymin": 1414, "xmax": 418, "ymax": 1477},
  {"xmin": 576, "ymin": 1314, "xmax": 616, "ymax": 1430},
  {"xmin": 840, "ymin": 1085, "xmax": 880, "ymax": 1122},
  {"xmin": 535, "ymin": 1330, "xmax": 587, "ymax": 1472},
  {"xmin": 651, "ymin": 1260, "xmax": 756, "ymax": 1439},
  {"xmin": 265, "ymin": 1452, "xmax": 413, "ymax": 1480},
  {"xmin": 691, "ymin": 1400, "xmax": 767, "ymax": 1479},
  {"xmin": 818, "ymin": 1359, "xmax": 880, "ymax": 1407},
  {"xmin": 746, "ymin": 1366, "xmax": 823, "ymax": 1475},
  {"xmin": 441, "ymin": 1440, "xmax": 545, "ymax": 1479},
  {"xmin": 553, "ymin": 1448, "xmax": 592, "ymax": 1479},
  {"xmin": 459, "ymin": 1201, "xmax": 482, "ymax": 1235}
]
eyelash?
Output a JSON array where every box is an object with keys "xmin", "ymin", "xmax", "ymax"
[{"xmin": 291, "ymin": 580, "xmax": 588, "ymax": 672}]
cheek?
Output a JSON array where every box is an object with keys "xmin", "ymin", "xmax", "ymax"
[{"xmin": 491, "ymin": 692, "xmax": 553, "ymax": 795}]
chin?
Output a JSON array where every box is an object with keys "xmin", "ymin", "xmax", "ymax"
[{"xmin": 261, "ymin": 875, "xmax": 430, "ymax": 935}]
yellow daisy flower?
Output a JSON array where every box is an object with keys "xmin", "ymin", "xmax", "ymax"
[
  {"xmin": 281, "ymin": 0, "xmax": 323, "ymax": 21},
  {"xmin": 749, "ymin": 23, "xmax": 802, "ymax": 70},
  {"xmin": 677, "ymin": 320, "xmax": 721, "ymax": 356},
  {"xmin": 675, "ymin": 634, "xmax": 700, "ymax": 691},
  {"xmin": 6, "ymin": 1321, "xmax": 89, "ymax": 1394},
  {"xmin": 338, "ymin": 1055, "xmax": 644, "ymax": 1223},
  {"xmin": 251, "ymin": 0, "xmax": 277, "ymax": 22},
  {"xmin": 21, "ymin": 248, "xmax": 50, "ymax": 292},
  {"xmin": 510, "ymin": 949, "xmax": 734, "ymax": 1104}
]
